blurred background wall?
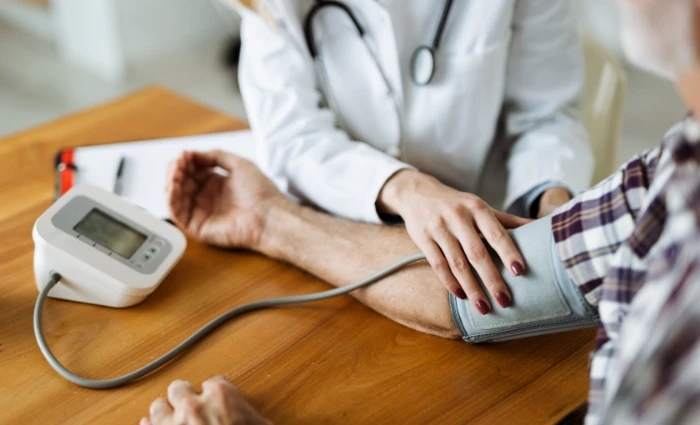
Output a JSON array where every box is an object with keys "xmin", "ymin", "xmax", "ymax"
[
  {"xmin": 0, "ymin": 0, "xmax": 245, "ymax": 137},
  {"xmin": 0, "ymin": 0, "xmax": 688, "ymax": 166},
  {"xmin": 576, "ymin": 0, "xmax": 686, "ymax": 161}
]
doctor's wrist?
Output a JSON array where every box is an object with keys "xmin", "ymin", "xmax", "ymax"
[
  {"xmin": 535, "ymin": 187, "xmax": 572, "ymax": 218},
  {"xmin": 377, "ymin": 169, "xmax": 432, "ymax": 216}
]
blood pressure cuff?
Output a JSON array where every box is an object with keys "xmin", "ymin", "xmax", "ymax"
[{"xmin": 449, "ymin": 217, "xmax": 600, "ymax": 344}]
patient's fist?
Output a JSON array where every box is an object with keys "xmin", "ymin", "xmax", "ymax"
[
  {"xmin": 141, "ymin": 377, "xmax": 270, "ymax": 425},
  {"xmin": 165, "ymin": 150, "xmax": 287, "ymax": 249}
]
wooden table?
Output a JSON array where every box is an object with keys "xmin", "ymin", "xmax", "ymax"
[{"xmin": 0, "ymin": 87, "xmax": 595, "ymax": 425}]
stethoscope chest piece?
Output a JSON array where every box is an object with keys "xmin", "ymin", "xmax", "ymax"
[{"xmin": 411, "ymin": 45, "xmax": 436, "ymax": 86}]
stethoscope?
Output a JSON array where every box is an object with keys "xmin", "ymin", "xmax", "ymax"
[{"xmin": 304, "ymin": 0, "xmax": 455, "ymax": 86}]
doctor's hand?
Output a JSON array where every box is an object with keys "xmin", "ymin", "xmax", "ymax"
[
  {"xmin": 141, "ymin": 377, "xmax": 271, "ymax": 425},
  {"xmin": 165, "ymin": 150, "xmax": 289, "ymax": 249},
  {"xmin": 377, "ymin": 170, "xmax": 531, "ymax": 314}
]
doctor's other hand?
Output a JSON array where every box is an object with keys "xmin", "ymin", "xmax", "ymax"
[
  {"xmin": 166, "ymin": 150, "xmax": 289, "ymax": 249},
  {"xmin": 141, "ymin": 377, "xmax": 271, "ymax": 425},
  {"xmin": 536, "ymin": 187, "xmax": 572, "ymax": 218},
  {"xmin": 377, "ymin": 170, "xmax": 531, "ymax": 314}
]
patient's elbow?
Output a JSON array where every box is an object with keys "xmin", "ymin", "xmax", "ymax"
[
  {"xmin": 431, "ymin": 326, "xmax": 462, "ymax": 340},
  {"xmin": 408, "ymin": 309, "xmax": 463, "ymax": 340}
]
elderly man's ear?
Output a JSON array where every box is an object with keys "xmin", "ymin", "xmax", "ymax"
[{"xmin": 676, "ymin": 1, "xmax": 700, "ymax": 111}]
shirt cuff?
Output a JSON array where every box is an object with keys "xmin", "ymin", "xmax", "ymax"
[
  {"xmin": 506, "ymin": 181, "xmax": 568, "ymax": 218},
  {"xmin": 362, "ymin": 161, "xmax": 416, "ymax": 224}
]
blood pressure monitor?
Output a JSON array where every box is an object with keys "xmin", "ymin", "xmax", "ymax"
[
  {"xmin": 31, "ymin": 185, "xmax": 597, "ymax": 389},
  {"xmin": 33, "ymin": 185, "xmax": 186, "ymax": 308},
  {"xmin": 31, "ymin": 185, "xmax": 423, "ymax": 389}
]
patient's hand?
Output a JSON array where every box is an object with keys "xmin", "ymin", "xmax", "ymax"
[
  {"xmin": 165, "ymin": 150, "xmax": 289, "ymax": 249},
  {"xmin": 141, "ymin": 377, "xmax": 270, "ymax": 425}
]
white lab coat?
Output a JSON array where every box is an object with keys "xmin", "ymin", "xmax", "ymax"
[{"xmin": 238, "ymin": 0, "xmax": 593, "ymax": 223}]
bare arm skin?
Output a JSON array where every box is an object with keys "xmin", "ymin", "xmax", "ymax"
[
  {"xmin": 166, "ymin": 151, "xmax": 459, "ymax": 339},
  {"xmin": 258, "ymin": 202, "xmax": 460, "ymax": 339}
]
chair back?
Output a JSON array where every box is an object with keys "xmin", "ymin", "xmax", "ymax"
[{"xmin": 581, "ymin": 36, "xmax": 627, "ymax": 185}]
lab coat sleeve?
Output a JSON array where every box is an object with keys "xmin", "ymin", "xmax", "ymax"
[
  {"xmin": 238, "ymin": 11, "xmax": 413, "ymax": 223},
  {"xmin": 502, "ymin": 0, "xmax": 594, "ymax": 210}
]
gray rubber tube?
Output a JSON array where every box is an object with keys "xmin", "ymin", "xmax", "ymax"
[{"xmin": 34, "ymin": 253, "xmax": 426, "ymax": 389}]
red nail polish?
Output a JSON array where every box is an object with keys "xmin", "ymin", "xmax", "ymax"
[
  {"xmin": 455, "ymin": 288, "xmax": 467, "ymax": 300},
  {"xmin": 510, "ymin": 261, "xmax": 524, "ymax": 276},
  {"xmin": 495, "ymin": 292, "xmax": 511, "ymax": 308},
  {"xmin": 475, "ymin": 300, "xmax": 490, "ymax": 315}
]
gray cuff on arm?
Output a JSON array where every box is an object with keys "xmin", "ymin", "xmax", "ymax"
[{"xmin": 449, "ymin": 216, "xmax": 599, "ymax": 344}]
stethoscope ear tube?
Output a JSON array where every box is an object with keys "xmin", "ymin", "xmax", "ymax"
[{"xmin": 305, "ymin": 0, "xmax": 365, "ymax": 59}]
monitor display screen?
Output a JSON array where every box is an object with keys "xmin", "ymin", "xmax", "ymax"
[{"xmin": 74, "ymin": 209, "xmax": 147, "ymax": 258}]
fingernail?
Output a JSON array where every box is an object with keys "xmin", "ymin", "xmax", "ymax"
[
  {"xmin": 495, "ymin": 292, "xmax": 511, "ymax": 308},
  {"xmin": 475, "ymin": 300, "xmax": 490, "ymax": 315},
  {"xmin": 455, "ymin": 288, "xmax": 467, "ymax": 300},
  {"xmin": 510, "ymin": 261, "xmax": 524, "ymax": 276}
]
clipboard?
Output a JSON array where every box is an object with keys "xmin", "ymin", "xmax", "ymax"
[{"xmin": 55, "ymin": 131, "xmax": 256, "ymax": 218}]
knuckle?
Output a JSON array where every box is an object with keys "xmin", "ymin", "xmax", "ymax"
[
  {"xmin": 465, "ymin": 245, "xmax": 488, "ymax": 262},
  {"xmin": 482, "ymin": 279, "xmax": 501, "ymax": 292},
  {"xmin": 431, "ymin": 258, "xmax": 449, "ymax": 271},
  {"xmin": 416, "ymin": 229, "xmax": 432, "ymax": 241},
  {"xmin": 446, "ymin": 204, "xmax": 467, "ymax": 218},
  {"xmin": 468, "ymin": 198, "xmax": 489, "ymax": 212},
  {"xmin": 427, "ymin": 217, "xmax": 445, "ymax": 232},
  {"xmin": 450, "ymin": 257, "xmax": 467, "ymax": 271},
  {"xmin": 150, "ymin": 398, "xmax": 165, "ymax": 410},
  {"xmin": 170, "ymin": 379, "xmax": 187, "ymax": 388},
  {"xmin": 479, "ymin": 272, "xmax": 502, "ymax": 290},
  {"xmin": 181, "ymin": 397, "xmax": 203, "ymax": 414},
  {"xmin": 488, "ymin": 228, "xmax": 508, "ymax": 244},
  {"xmin": 150, "ymin": 398, "xmax": 169, "ymax": 416},
  {"xmin": 210, "ymin": 380, "xmax": 234, "ymax": 397}
]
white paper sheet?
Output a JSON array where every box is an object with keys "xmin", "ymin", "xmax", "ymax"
[{"xmin": 72, "ymin": 131, "xmax": 255, "ymax": 218}]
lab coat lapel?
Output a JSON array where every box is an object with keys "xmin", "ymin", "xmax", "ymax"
[
  {"xmin": 356, "ymin": 0, "xmax": 404, "ymax": 108},
  {"xmin": 267, "ymin": 0, "xmax": 316, "ymax": 58}
]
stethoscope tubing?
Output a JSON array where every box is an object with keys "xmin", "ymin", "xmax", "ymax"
[{"xmin": 304, "ymin": 0, "xmax": 454, "ymax": 85}]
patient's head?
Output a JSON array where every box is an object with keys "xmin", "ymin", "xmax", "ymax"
[{"xmin": 617, "ymin": 0, "xmax": 700, "ymax": 78}]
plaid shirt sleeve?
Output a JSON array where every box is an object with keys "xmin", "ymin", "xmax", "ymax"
[
  {"xmin": 548, "ymin": 115, "xmax": 700, "ymax": 425},
  {"xmin": 550, "ymin": 144, "xmax": 665, "ymax": 307},
  {"xmin": 597, "ymin": 130, "xmax": 700, "ymax": 425}
]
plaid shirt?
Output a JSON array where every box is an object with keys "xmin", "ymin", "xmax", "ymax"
[{"xmin": 551, "ymin": 116, "xmax": 700, "ymax": 425}]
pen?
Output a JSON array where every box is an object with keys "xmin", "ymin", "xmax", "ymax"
[
  {"xmin": 55, "ymin": 162, "xmax": 78, "ymax": 199},
  {"xmin": 113, "ymin": 156, "xmax": 126, "ymax": 195}
]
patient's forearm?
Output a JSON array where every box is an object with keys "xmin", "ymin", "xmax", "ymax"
[{"xmin": 256, "ymin": 203, "xmax": 460, "ymax": 338}]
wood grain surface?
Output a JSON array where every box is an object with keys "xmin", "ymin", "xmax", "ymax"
[
  {"xmin": 14, "ymin": 0, "xmax": 50, "ymax": 6},
  {"xmin": 0, "ymin": 87, "xmax": 595, "ymax": 425}
]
